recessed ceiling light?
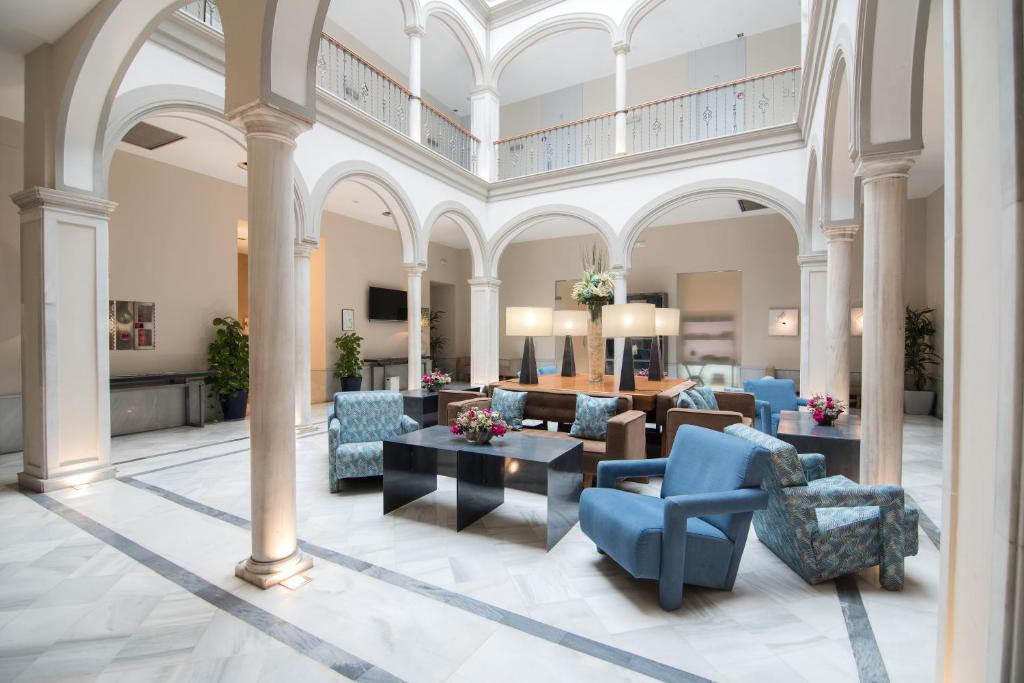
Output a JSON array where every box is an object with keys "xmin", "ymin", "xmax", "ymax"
[
  {"xmin": 237, "ymin": 161, "xmax": 248, "ymax": 171},
  {"xmin": 382, "ymin": 210, "xmax": 392, "ymax": 217},
  {"xmin": 122, "ymin": 121, "xmax": 185, "ymax": 150},
  {"xmin": 636, "ymin": 240, "xmax": 647, "ymax": 248},
  {"xmin": 352, "ymin": 199, "xmax": 360, "ymax": 204}
]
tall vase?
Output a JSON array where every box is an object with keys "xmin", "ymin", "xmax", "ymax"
[{"xmin": 587, "ymin": 313, "xmax": 604, "ymax": 384}]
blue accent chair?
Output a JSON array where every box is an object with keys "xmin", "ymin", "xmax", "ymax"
[
  {"xmin": 579, "ymin": 425, "xmax": 770, "ymax": 610},
  {"xmin": 328, "ymin": 392, "xmax": 419, "ymax": 492},
  {"xmin": 742, "ymin": 377, "xmax": 809, "ymax": 435},
  {"xmin": 724, "ymin": 424, "xmax": 919, "ymax": 589},
  {"xmin": 537, "ymin": 364, "xmax": 557, "ymax": 376}
]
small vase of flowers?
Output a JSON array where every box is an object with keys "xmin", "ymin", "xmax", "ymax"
[
  {"xmin": 450, "ymin": 407, "xmax": 508, "ymax": 445},
  {"xmin": 636, "ymin": 367, "xmax": 649, "ymax": 377},
  {"xmin": 421, "ymin": 370, "xmax": 452, "ymax": 393},
  {"xmin": 808, "ymin": 393, "xmax": 846, "ymax": 426}
]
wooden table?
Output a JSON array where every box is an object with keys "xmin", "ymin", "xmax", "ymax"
[
  {"xmin": 488, "ymin": 375, "xmax": 694, "ymax": 412},
  {"xmin": 776, "ymin": 410, "xmax": 861, "ymax": 482}
]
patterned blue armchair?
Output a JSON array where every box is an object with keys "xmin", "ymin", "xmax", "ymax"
[
  {"xmin": 724, "ymin": 423, "xmax": 919, "ymax": 589},
  {"xmin": 328, "ymin": 392, "xmax": 418, "ymax": 492},
  {"xmin": 742, "ymin": 377, "xmax": 809, "ymax": 435},
  {"xmin": 580, "ymin": 425, "xmax": 770, "ymax": 610}
]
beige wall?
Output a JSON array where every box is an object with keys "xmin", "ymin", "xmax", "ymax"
[
  {"xmin": 0, "ymin": 116, "xmax": 22, "ymax": 395},
  {"xmin": 237, "ymin": 253, "xmax": 248, "ymax": 324}
]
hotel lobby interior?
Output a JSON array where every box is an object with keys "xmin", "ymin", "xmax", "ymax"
[{"xmin": 0, "ymin": 0, "xmax": 1020, "ymax": 681}]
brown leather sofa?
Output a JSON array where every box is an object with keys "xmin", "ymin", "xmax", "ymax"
[
  {"xmin": 438, "ymin": 389, "xmax": 486, "ymax": 426},
  {"xmin": 445, "ymin": 388, "xmax": 647, "ymax": 487},
  {"xmin": 658, "ymin": 389, "xmax": 757, "ymax": 456}
]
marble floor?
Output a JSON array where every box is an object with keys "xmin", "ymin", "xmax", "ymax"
[{"xmin": 0, "ymin": 408, "xmax": 943, "ymax": 683}]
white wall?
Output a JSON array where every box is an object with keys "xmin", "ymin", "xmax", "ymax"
[{"xmin": 0, "ymin": 116, "xmax": 22, "ymax": 395}]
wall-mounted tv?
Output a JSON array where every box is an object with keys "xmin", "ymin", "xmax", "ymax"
[{"xmin": 368, "ymin": 286, "xmax": 408, "ymax": 321}]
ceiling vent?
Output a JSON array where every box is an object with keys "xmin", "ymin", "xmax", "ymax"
[
  {"xmin": 122, "ymin": 122, "xmax": 185, "ymax": 151},
  {"xmin": 737, "ymin": 199, "xmax": 768, "ymax": 213}
]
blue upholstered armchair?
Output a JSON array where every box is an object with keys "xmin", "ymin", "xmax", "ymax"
[
  {"xmin": 724, "ymin": 424, "xmax": 919, "ymax": 589},
  {"xmin": 742, "ymin": 378, "xmax": 809, "ymax": 435},
  {"xmin": 328, "ymin": 392, "xmax": 418, "ymax": 492},
  {"xmin": 579, "ymin": 425, "xmax": 770, "ymax": 610}
]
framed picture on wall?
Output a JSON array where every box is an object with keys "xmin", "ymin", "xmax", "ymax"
[
  {"xmin": 768, "ymin": 307, "xmax": 799, "ymax": 336},
  {"xmin": 342, "ymin": 309, "xmax": 355, "ymax": 332}
]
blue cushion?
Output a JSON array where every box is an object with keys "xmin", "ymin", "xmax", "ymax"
[
  {"xmin": 537, "ymin": 365, "xmax": 557, "ymax": 376},
  {"xmin": 569, "ymin": 393, "xmax": 618, "ymax": 440},
  {"xmin": 675, "ymin": 391, "xmax": 697, "ymax": 409},
  {"xmin": 580, "ymin": 487, "xmax": 733, "ymax": 583},
  {"xmin": 685, "ymin": 389, "xmax": 709, "ymax": 409},
  {"xmin": 694, "ymin": 386, "xmax": 718, "ymax": 410},
  {"xmin": 491, "ymin": 388, "xmax": 528, "ymax": 430},
  {"xmin": 743, "ymin": 378, "xmax": 801, "ymax": 414}
]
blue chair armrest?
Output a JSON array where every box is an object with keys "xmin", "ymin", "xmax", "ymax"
[
  {"xmin": 663, "ymin": 488, "xmax": 769, "ymax": 520},
  {"xmin": 400, "ymin": 415, "xmax": 420, "ymax": 434},
  {"xmin": 799, "ymin": 453, "xmax": 827, "ymax": 481},
  {"xmin": 328, "ymin": 419, "xmax": 341, "ymax": 453},
  {"xmin": 754, "ymin": 400, "xmax": 772, "ymax": 434},
  {"xmin": 796, "ymin": 397, "xmax": 810, "ymax": 407},
  {"xmin": 596, "ymin": 458, "xmax": 669, "ymax": 488}
]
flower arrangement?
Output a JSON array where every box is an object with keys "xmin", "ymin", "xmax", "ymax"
[
  {"xmin": 636, "ymin": 368, "xmax": 649, "ymax": 377},
  {"xmin": 421, "ymin": 370, "xmax": 451, "ymax": 392},
  {"xmin": 571, "ymin": 246, "xmax": 615, "ymax": 321},
  {"xmin": 807, "ymin": 393, "xmax": 846, "ymax": 426},
  {"xmin": 450, "ymin": 407, "xmax": 508, "ymax": 444}
]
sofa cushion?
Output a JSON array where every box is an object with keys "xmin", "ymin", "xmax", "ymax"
[
  {"xmin": 492, "ymin": 388, "xmax": 528, "ymax": 430},
  {"xmin": 694, "ymin": 386, "xmax": 719, "ymax": 410},
  {"xmin": 675, "ymin": 391, "xmax": 697, "ymax": 409},
  {"xmin": 569, "ymin": 394, "xmax": 619, "ymax": 440},
  {"xmin": 724, "ymin": 423, "xmax": 808, "ymax": 487},
  {"xmin": 685, "ymin": 389, "xmax": 709, "ymax": 409},
  {"xmin": 333, "ymin": 441, "xmax": 384, "ymax": 479},
  {"xmin": 333, "ymin": 391, "xmax": 403, "ymax": 444}
]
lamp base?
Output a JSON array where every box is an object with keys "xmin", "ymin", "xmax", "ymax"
[
  {"xmin": 619, "ymin": 337, "xmax": 636, "ymax": 391},
  {"xmin": 649, "ymin": 335, "xmax": 663, "ymax": 381},
  {"xmin": 561, "ymin": 334, "xmax": 576, "ymax": 377},
  {"xmin": 520, "ymin": 336, "xmax": 539, "ymax": 384}
]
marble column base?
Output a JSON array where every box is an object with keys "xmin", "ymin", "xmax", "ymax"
[
  {"xmin": 18, "ymin": 465, "xmax": 116, "ymax": 492},
  {"xmin": 235, "ymin": 549, "xmax": 313, "ymax": 589}
]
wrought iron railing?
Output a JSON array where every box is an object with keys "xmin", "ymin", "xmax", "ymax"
[
  {"xmin": 626, "ymin": 66, "xmax": 800, "ymax": 155},
  {"xmin": 180, "ymin": 0, "xmax": 221, "ymax": 31},
  {"xmin": 421, "ymin": 103, "xmax": 478, "ymax": 172},
  {"xmin": 494, "ymin": 112, "xmax": 616, "ymax": 180},
  {"xmin": 316, "ymin": 34, "xmax": 410, "ymax": 136}
]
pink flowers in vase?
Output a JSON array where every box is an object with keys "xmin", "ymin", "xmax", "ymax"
[
  {"xmin": 421, "ymin": 370, "xmax": 451, "ymax": 392},
  {"xmin": 807, "ymin": 393, "xmax": 846, "ymax": 426},
  {"xmin": 450, "ymin": 408, "xmax": 509, "ymax": 444},
  {"xmin": 636, "ymin": 368, "xmax": 650, "ymax": 377}
]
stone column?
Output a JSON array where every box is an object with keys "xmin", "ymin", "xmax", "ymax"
[
  {"xmin": 12, "ymin": 188, "xmax": 116, "ymax": 492},
  {"xmin": 611, "ymin": 268, "xmax": 629, "ymax": 380},
  {"xmin": 234, "ymin": 104, "xmax": 312, "ymax": 588},
  {"xmin": 824, "ymin": 224, "xmax": 859, "ymax": 405},
  {"xmin": 294, "ymin": 241, "xmax": 316, "ymax": 431},
  {"xmin": 406, "ymin": 264, "xmax": 426, "ymax": 390},
  {"xmin": 471, "ymin": 87, "xmax": 500, "ymax": 181},
  {"xmin": 857, "ymin": 155, "xmax": 915, "ymax": 485},
  {"xmin": 798, "ymin": 251, "xmax": 828, "ymax": 395},
  {"xmin": 614, "ymin": 45, "xmax": 629, "ymax": 155},
  {"xmin": 407, "ymin": 27, "xmax": 423, "ymax": 143},
  {"xmin": 469, "ymin": 277, "xmax": 500, "ymax": 385}
]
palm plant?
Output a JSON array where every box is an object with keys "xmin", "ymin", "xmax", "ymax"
[{"xmin": 904, "ymin": 306, "xmax": 940, "ymax": 391}]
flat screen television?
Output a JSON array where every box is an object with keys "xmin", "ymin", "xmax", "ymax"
[{"xmin": 368, "ymin": 286, "xmax": 408, "ymax": 321}]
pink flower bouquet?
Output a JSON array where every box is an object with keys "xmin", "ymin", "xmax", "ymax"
[
  {"xmin": 450, "ymin": 407, "xmax": 508, "ymax": 444},
  {"xmin": 807, "ymin": 393, "xmax": 846, "ymax": 426},
  {"xmin": 421, "ymin": 370, "xmax": 451, "ymax": 392}
]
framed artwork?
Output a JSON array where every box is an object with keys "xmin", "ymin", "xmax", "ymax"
[
  {"xmin": 342, "ymin": 308, "xmax": 355, "ymax": 332},
  {"xmin": 768, "ymin": 307, "xmax": 799, "ymax": 336},
  {"xmin": 851, "ymin": 307, "xmax": 864, "ymax": 337}
]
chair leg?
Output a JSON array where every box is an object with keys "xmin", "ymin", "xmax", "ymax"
[{"xmin": 658, "ymin": 576, "xmax": 683, "ymax": 610}]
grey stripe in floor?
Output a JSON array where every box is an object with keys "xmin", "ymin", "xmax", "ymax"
[
  {"xmin": 835, "ymin": 575, "xmax": 890, "ymax": 683},
  {"xmin": 22, "ymin": 489, "xmax": 405, "ymax": 683},
  {"xmin": 120, "ymin": 476, "xmax": 710, "ymax": 683},
  {"xmin": 905, "ymin": 493, "xmax": 941, "ymax": 549}
]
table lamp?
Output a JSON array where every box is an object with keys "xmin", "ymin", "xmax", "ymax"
[
  {"xmin": 505, "ymin": 307, "xmax": 553, "ymax": 384},
  {"xmin": 552, "ymin": 310, "xmax": 589, "ymax": 377},
  {"xmin": 649, "ymin": 308, "xmax": 680, "ymax": 381},
  {"xmin": 602, "ymin": 303, "xmax": 656, "ymax": 391}
]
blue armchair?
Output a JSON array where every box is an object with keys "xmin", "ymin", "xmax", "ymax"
[
  {"xmin": 742, "ymin": 377, "xmax": 809, "ymax": 435},
  {"xmin": 724, "ymin": 424, "xmax": 918, "ymax": 589},
  {"xmin": 328, "ymin": 392, "xmax": 419, "ymax": 492},
  {"xmin": 579, "ymin": 425, "xmax": 770, "ymax": 610}
]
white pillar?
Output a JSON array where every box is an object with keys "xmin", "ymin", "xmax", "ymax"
[
  {"xmin": 406, "ymin": 264, "xmax": 425, "ymax": 390},
  {"xmin": 824, "ymin": 224, "xmax": 859, "ymax": 405},
  {"xmin": 294, "ymin": 241, "xmax": 316, "ymax": 431},
  {"xmin": 798, "ymin": 251, "xmax": 828, "ymax": 395},
  {"xmin": 469, "ymin": 277, "xmax": 500, "ymax": 385},
  {"xmin": 611, "ymin": 268, "xmax": 628, "ymax": 380},
  {"xmin": 234, "ymin": 104, "xmax": 312, "ymax": 589},
  {"xmin": 12, "ymin": 188, "xmax": 116, "ymax": 492},
  {"xmin": 857, "ymin": 154, "xmax": 915, "ymax": 485},
  {"xmin": 614, "ymin": 45, "xmax": 629, "ymax": 155},
  {"xmin": 471, "ymin": 87, "xmax": 500, "ymax": 181},
  {"xmin": 407, "ymin": 27, "xmax": 423, "ymax": 143}
]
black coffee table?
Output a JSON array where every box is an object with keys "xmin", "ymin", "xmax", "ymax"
[
  {"xmin": 383, "ymin": 425, "xmax": 583, "ymax": 549},
  {"xmin": 776, "ymin": 410, "xmax": 861, "ymax": 482},
  {"xmin": 401, "ymin": 383, "xmax": 474, "ymax": 427}
]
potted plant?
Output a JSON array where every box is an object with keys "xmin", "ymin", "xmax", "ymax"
[
  {"xmin": 904, "ymin": 306, "xmax": 941, "ymax": 415},
  {"xmin": 428, "ymin": 309, "xmax": 448, "ymax": 358},
  {"xmin": 333, "ymin": 332, "xmax": 364, "ymax": 392},
  {"xmin": 207, "ymin": 316, "xmax": 249, "ymax": 421}
]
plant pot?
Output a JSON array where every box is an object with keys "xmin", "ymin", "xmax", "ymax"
[
  {"xmin": 814, "ymin": 416, "xmax": 836, "ymax": 427},
  {"xmin": 904, "ymin": 390, "xmax": 935, "ymax": 415},
  {"xmin": 464, "ymin": 430, "xmax": 493, "ymax": 445},
  {"xmin": 587, "ymin": 314, "xmax": 604, "ymax": 384},
  {"xmin": 341, "ymin": 376, "xmax": 362, "ymax": 392},
  {"xmin": 220, "ymin": 389, "xmax": 248, "ymax": 421}
]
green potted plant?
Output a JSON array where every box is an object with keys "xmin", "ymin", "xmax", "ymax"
[
  {"xmin": 904, "ymin": 306, "xmax": 941, "ymax": 415},
  {"xmin": 207, "ymin": 316, "xmax": 249, "ymax": 420},
  {"xmin": 333, "ymin": 332, "xmax": 364, "ymax": 391},
  {"xmin": 428, "ymin": 309, "xmax": 448, "ymax": 358}
]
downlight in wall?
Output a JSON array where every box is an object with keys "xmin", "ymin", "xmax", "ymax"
[
  {"xmin": 237, "ymin": 161, "xmax": 248, "ymax": 171},
  {"xmin": 737, "ymin": 199, "xmax": 768, "ymax": 213},
  {"xmin": 122, "ymin": 121, "xmax": 185, "ymax": 150},
  {"xmin": 382, "ymin": 210, "xmax": 392, "ymax": 217}
]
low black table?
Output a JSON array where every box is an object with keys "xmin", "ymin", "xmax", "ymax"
[
  {"xmin": 776, "ymin": 410, "xmax": 861, "ymax": 482},
  {"xmin": 383, "ymin": 426, "xmax": 583, "ymax": 549},
  {"xmin": 401, "ymin": 383, "xmax": 474, "ymax": 427}
]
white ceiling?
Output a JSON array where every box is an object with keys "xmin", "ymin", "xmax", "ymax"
[{"xmin": 0, "ymin": 0, "xmax": 97, "ymax": 55}]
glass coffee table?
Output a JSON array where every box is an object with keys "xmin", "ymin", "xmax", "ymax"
[{"xmin": 383, "ymin": 425, "xmax": 583, "ymax": 549}]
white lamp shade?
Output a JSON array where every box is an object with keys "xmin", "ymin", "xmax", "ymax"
[
  {"xmin": 552, "ymin": 310, "xmax": 589, "ymax": 336},
  {"xmin": 655, "ymin": 308, "xmax": 680, "ymax": 336},
  {"xmin": 601, "ymin": 303, "xmax": 656, "ymax": 338},
  {"xmin": 505, "ymin": 307, "xmax": 553, "ymax": 336}
]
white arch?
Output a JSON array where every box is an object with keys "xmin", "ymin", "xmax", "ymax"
[
  {"xmin": 421, "ymin": 201, "xmax": 488, "ymax": 278},
  {"xmin": 490, "ymin": 14, "xmax": 617, "ymax": 89},
  {"xmin": 309, "ymin": 161, "xmax": 421, "ymax": 264},
  {"xmin": 617, "ymin": 0, "xmax": 665, "ymax": 47},
  {"xmin": 806, "ymin": 144, "xmax": 820, "ymax": 236},
  {"xmin": 487, "ymin": 205, "xmax": 620, "ymax": 278},
  {"xmin": 619, "ymin": 179, "xmax": 808, "ymax": 268},
  {"xmin": 422, "ymin": 2, "xmax": 488, "ymax": 86},
  {"xmin": 820, "ymin": 47, "xmax": 861, "ymax": 224}
]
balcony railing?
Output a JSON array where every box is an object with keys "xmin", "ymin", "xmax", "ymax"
[
  {"xmin": 180, "ymin": 0, "xmax": 221, "ymax": 31},
  {"xmin": 316, "ymin": 34, "xmax": 410, "ymax": 136},
  {"xmin": 494, "ymin": 112, "xmax": 616, "ymax": 180},
  {"xmin": 421, "ymin": 102, "xmax": 478, "ymax": 173}
]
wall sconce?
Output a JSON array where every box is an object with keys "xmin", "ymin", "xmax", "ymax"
[
  {"xmin": 851, "ymin": 307, "xmax": 864, "ymax": 337},
  {"xmin": 768, "ymin": 307, "xmax": 800, "ymax": 337}
]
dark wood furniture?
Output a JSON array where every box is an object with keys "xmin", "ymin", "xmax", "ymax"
[
  {"xmin": 488, "ymin": 374, "xmax": 693, "ymax": 413},
  {"xmin": 400, "ymin": 382, "xmax": 476, "ymax": 427}
]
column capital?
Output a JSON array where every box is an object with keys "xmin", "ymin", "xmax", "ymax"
[
  {"xmin": 468, "ymin": 276, "xmax": 501, "ymax": 289},
  {"xmin": 11, "ymin": 187, "xmax": 117, "ymax": 218},
  {"xmin": 823, "ymin": 224, "xmax": 860, "ymax": 242},
  {"xmin": 404, "ymin": 263, "xmax": 427, "ymax": 276},
  {"xmin": 797, "ymin": 251, "xmax": 828, "ymax": 270},
  {"xmin": 613, "ymin": 42, "xmax": 630, "ymax": 56},
  {"xmin": 855, "ymin": 152, "xmax": 919, "ymax": 181},
  {"xmin": 405, "ymin": 25, "xmax": 425, "ymax": 38},
  {"xmin": 231, "ymin": 103, "xmax": 310, "ymax": 145},
  {"xmin": 294, "ymin": 240, "xmax": 317, "ymax": 258},
  {"xmin": 609, "ymin": 266, "xmax": 630, "ymax": 278},
  {"xmin": 470, "ymin": 85, "xmax": 500, "ymax": 99}
]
